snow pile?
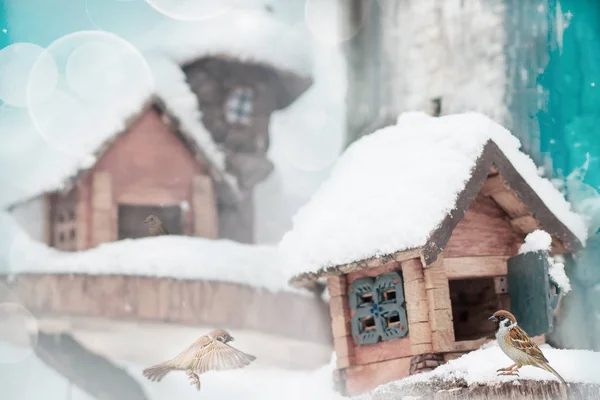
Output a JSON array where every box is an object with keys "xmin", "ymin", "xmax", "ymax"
[
  {"xmin": 518, "ymin": 230, "xmax": 553, "ymax": 254},
  {"xmin": 1, "ymin": 212, "xmax": 300, "ymax": 295},
  {"xmin": 517, "ymin": 230, "xmax": 571, "ymax": 294},
  {"xmin": 365, "ymin": 341, "xmax": 600, "ymax": 397},
  {"xmin": 548, "ymin": 256, "xmax": 572, "ymax": 294},
  {"xmin": 279, "ymin": 112, "xmax": 587, "ymax": 281},
  {"xmin": 136, "ymin": 7, "xmax": 312, "ymax": 77}
]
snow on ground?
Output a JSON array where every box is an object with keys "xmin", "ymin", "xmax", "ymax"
[
  {"xmin": 363, "ymin": 341, "xmax": 600, "ymax": 398},
  {"xmin": 0, "ymin": 212, "xmax": 301, "ymax": 295},
  {"xmin": 518, "ymin": 230, "xmax": 553, "ymax": 254},
  {"xmin": 279, "ymin": 112, "xmax": 588, "ymax": 281},
  {"xmin": 1, "ymin": 341, "xmax": 341, "ymax": 400}
]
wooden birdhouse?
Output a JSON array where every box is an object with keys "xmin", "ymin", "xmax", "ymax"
[
  {"xmin": 8, "ymin": 53, "xmax": 312, "ymax": 248},
  {"xmin": 281, "ymin": 112, "xmax": 587, "ymax": 397}
]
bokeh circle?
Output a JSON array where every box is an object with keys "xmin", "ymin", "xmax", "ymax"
[
  {"xmin": 26, "ymin": 31, "xmax": 154, "ymax": 159},
  {"xmin": 0, "ymin": 43, "xmax": 57, "ymax": 107},
  {"xmin": 144, "ymin": 0, "xmax": 244, "ymax": 21},
  {"xmin": 274, "ymin": 105, "xmax": 344, "ymax": 173}
]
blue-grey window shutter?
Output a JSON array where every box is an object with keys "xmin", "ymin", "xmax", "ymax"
[
  {"xmin": 348, "ymin": 271, "xmax": 409, "ymax": 345},
  {"xmin": 507, "ymin": 250, "xmax": 561, "ymax": 337}
]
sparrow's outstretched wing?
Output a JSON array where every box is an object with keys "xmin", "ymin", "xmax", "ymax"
[
  {"xmin": 192, "ymin": 340, "xmax": 256, "ymax": 374},
  {"xmin": 166, "ymin": 335, "xmax": 213, "ymax": 369},
  {"xmin": 508, "ymin": 326, "xmax": 549, "ymax": 364}
]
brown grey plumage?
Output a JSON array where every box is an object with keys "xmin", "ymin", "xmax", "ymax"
[
  {"xmin": 144, "ymin": 214, "xmax": 169, "ymax": 236},
  {"xmin": 142, "ymin": 329, "xmax": 256, "ymax": 391}
]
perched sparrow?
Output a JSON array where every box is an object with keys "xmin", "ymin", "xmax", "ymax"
[
  {"xmin": 144, "ymin": 214, "xmax": 169, "ymax": 236},
  {"xmin": 489, "ymin": 310, "xmax": 566, "ymax": 385},
  {"xmin": 142, "ymin": 329, "xmax": 256, "ymax": 391}
]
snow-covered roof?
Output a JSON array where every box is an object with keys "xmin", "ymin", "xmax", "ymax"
[
  {"xmin": 1, "ymin": 211, "xmax": 301, "ymax": 295},
  {"xmin": 3, "ymin": 53, "xmax": 238, "ymax": 209},
  {"xmin": 279, "ymin": 112, "xmax": 588, "ymax": 283},
  {"xmin": 362, "ymin": 341, "xmax": 600, "ymax": 398},
  {"xmin": 136, "ymin": 8, "xmax": 312, "ymax": 78}
]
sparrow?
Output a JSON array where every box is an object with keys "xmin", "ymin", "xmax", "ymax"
[
  {"xmin": 489, "ymin": 310, "xmax": 566, "ymax": 385},
  {"xmin": 142, "ymin": 329, "xmax": 256, "ymax": 391},
  {"xmin": 144, "ymin": 214, "xmax": 169, "ymax": 236}
]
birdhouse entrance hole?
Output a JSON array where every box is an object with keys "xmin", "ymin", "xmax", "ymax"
[
  {"xmin": 118, "ymin": 204, "xmax": 183, "ymax": 239},
  {"xmin": 383, "ymin": 289, "xmax": 396, "ymax": 302},
  {"xmin": 359, "ymin": 316, "xmax": 377, "ymax": 331},
  {"xmin": 386, "ymin": 313, "xmax": 400, "ymax": 327},
  {"xmin": 449, "ymin": 278, "xmax": 501, "ymax": 341},
  {"xmin": 358, "ymin": 293, "xmax": 373, "ymax": 306}
]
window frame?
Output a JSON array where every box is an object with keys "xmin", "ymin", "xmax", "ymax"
[
  {"xmin": 348, "ymin": 271, "xmax": 409, "ymax": 345},
  {"xmin": 224, "ymin": 86, "xmax": 255, "ymax": 126}
]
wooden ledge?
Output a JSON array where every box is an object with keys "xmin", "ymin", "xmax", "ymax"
[{"xmin": 0, "ymin": 273, "xmax": 333, "ymax": 346}]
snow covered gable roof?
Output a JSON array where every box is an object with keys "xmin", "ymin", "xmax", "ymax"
[
  {"xmin": 280, "ymin": 112, "xmax": 588, "ymax": 286},
  {"xmin": 5, "ymin": 55, "xmax": 239, "ymax": 209},
  {"xmin": 136, "ymin": 7, "xmax": 313, "ymax": 110}
]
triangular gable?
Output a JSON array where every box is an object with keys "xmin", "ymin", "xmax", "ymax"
[
  {"xmin": 421, "ymin": 140, "xmax": 582, "ymax": 266},
  {"xmin": 7, "ymin": 96, "xmax": 239, "ymax": 210}
]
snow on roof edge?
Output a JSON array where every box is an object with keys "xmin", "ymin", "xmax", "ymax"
[
  {"xmin": 137, "ymin": 8, "xmax": 313, "ymax": 79},
  {"xmin": 279, "ymin": 112, "xmax": 588, "ymax": 282},
  {"xmin": 2, "ymin": 211, "xmax": 306, "ymax": 296}
]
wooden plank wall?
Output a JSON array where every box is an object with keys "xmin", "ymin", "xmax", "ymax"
[
  {"xmin": 400, "ymin": 258, "xmax": 432, "ymax": 355},
  {"xmin": 423, "ymin": 255, "xmax": 455, "ymax": 353},
  {"xmin": 2, "ymin": 274, "xmax": 333, "ymax": 346},
  {"xmin": 91, "ymin": 171, "xmax": 114, "ymax": 246},
  {"xmin": 192, "ymin": 175, "xmax": 219, "ymax": 238}
]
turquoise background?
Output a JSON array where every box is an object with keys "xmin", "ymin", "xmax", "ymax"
[{"xmin": 540, "ymin": 0, "xmax": 600, "ymax": 191}]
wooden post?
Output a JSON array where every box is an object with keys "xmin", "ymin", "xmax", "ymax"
[
  {"xmin": 91, "ymin": 171, "xmax": 113, "ymax": 246},
  {"xmin": 401, "ymin": 258, "xmax": 433, "ymax": 355},
  {"xmin": 328, "ymin": 275, "xmax": 354, "ymax": 369},
  {"xmin": 75, "ymin": 182, "xmax": 89, "ymax": 250},
  {"xmin": 423, "ymin": 255, "xmax": 455, "ymax": 352},
  {"xmin": 42, "ymin": 194, "xmax": 53, "ymax": 245},
  {"xmin": 192, "ymin": 175, "xmax": 219, "ymax": 239}
]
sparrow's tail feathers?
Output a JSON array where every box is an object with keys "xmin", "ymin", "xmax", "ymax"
[
  {"xmin": 541, "ymin": 363, "xmax": 567, "ymax": 385},
  {"xmin": 143, "ymin": 362, "xmax": 173, "ymax": 383}
]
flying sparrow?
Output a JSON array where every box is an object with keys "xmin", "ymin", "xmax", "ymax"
[
  {"xmin": 489, "ymin": 310, "xmax": 566, "ymax": 385},
  {"xmin": 144, "ymin": 214, "xmax": 169, "ymax": 236},
  {"xmin": 142, "ymin": 329, "xmax": 256, "ymax": 391}
]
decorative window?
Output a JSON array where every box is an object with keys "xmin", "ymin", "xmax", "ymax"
[
  {"xmin": 348, "ymin": 271, "xmax": 409, "ymax": 345},
  {"xmin": 225, "ymin": 87, "xmax": 254, "ymax": 125}
]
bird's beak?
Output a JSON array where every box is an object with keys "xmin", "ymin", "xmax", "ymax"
[{"xmin": 488, "ymin": 315, "xmax": 497, "ymax": 322}]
